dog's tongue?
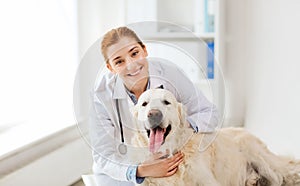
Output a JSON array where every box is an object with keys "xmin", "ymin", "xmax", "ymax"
[{"xmin": 149, "ymin": 128, "xmax": 165, "ymax": 153}]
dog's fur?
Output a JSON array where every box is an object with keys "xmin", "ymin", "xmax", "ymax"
[{"xmin": 130, "ymin": 89, "xmax": 300, "ymax": 186}]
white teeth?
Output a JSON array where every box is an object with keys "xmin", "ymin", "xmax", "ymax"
[
  {"xmin": 130, "ymin": 69, "xmax": 140, "ymax": 76},
  {"xmin": 128, "ymin": 67, "xmax": 142, "ymax": 76}
]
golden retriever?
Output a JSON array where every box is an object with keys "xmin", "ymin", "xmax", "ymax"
[{"xmin": 130, "ymin": 89, "xmax": 300, "ymax": 186}]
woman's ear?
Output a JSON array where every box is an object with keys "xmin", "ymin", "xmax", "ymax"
[
  {"xmin": 106, "ymin": 63, "xmax": 116, "ymax": 74},
  {"xmin": 177, "ymin": 103, "xmax": 186, "ymax": 127},
  {"xmin": 142, "ymin": 45, "xmax": 148, "ymax": 57}
]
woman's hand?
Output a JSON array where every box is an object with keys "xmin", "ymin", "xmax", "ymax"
[{"xmin": 136, "ymin": 150, "xmax": 184, "ymax": 178}]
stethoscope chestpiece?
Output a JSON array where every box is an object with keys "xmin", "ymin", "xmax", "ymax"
[{"xmin": 118, "ymin": 143, "xmax": 127, "ymax": 155}]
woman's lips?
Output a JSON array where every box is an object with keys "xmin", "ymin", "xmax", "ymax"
[{"xmin": 127, "ymin": 66, "xmax": 143, "ymax": 76}]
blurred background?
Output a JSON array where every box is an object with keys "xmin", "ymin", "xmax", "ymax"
[{"xmin": 1, "ymin": 0, "xmax": 300, "ymax": 185}]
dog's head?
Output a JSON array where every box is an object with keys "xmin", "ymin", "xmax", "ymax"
[{"xmin": 132, "ymin": 89, "xmax": 186, "ymax": 153}]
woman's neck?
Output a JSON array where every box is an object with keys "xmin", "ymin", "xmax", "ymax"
[{"xmin": 125, "ymin": 78, "xmax": 148, "ymax": 100}]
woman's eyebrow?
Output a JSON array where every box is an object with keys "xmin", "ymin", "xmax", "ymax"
[
  {"xmin": 129, "ymin": 46, "xmax": 138, "ymax": 52},
  {"xmin": 112, "ymin": 56, "xmax": 121, "ymax": 62}
]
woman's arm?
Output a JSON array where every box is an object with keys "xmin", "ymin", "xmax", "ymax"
[{"xmin": 137, "ymin": 151, "xmax": 184, "ymax": 178}]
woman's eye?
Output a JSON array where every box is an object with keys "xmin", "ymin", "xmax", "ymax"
[
  {"xmin": 142, "ymin": 102, "xmax": 148, "ymax": 107},
  {"xmin": 132, "ymin": 51, "xmax": 139, "ymax": 57},
  {"xmin": 115, "ymin": 60, "xmax": 123, "ymax": 65},
  {"xmin": 163, "ymin": 100, "xmax": 171, "ymax": 105}
]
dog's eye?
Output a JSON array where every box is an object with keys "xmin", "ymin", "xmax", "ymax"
[
  {"xmin": 142, "ymin": 102, "xmax": 148, "ymax": 107},
  {"xmin": 163, "ymin": 100, "xmax": 171, "ymax": 105}
]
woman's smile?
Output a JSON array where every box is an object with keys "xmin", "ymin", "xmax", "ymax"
[{"xmin": 127, "ymin": 66, "xmax": 143, "ymax": 76}]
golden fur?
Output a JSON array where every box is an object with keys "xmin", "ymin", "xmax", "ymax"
[{"xmin": 131, "ymin": 89, "xmax": 300, "ymax": 186}]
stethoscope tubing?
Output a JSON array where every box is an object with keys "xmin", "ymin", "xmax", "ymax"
[{"xmin": 115, "ymin": 99, "xmax": 127, "ymax": 154}]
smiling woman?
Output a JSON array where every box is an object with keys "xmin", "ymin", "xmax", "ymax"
[{"xmin": 89, "ymin": 26, "xmax": 219, "ymax": 186}]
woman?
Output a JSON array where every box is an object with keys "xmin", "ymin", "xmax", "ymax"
[{"xmin": 89, "ymin": 26, "xmax": 218, "ymax": 185}]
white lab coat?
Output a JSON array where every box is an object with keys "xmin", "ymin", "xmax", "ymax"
[{"xmin": 89, "ymin": 59, "xmax": 219, "ymax": 186}]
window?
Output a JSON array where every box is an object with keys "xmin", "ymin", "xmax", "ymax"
[{"xmin": 0, "ymin": 0, "xmax": 78, "ymax": 156}]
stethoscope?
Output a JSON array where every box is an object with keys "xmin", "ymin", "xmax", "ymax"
[{"xmin": 115, "ymin": 99, "xmax": 127, "ymax": 155}]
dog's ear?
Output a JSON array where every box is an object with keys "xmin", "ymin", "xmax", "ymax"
[
  {"xmin": 156, "ymin": 84, "xmax": 164, "ymax": 89},
  {"xmin": 177, "ymin": 103, "xmax": 186, "ymax": 127}
]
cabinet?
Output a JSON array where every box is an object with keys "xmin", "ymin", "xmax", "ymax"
[{"xmin": 124, "ymin": 0, "xmax": 225, "ymax": 118}]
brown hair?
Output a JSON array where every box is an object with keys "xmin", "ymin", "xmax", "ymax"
[{"xmin": 101, "ymin": 27, "xmax": 144, "ymax": 63}]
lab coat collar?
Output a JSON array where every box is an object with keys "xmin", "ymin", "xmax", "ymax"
[
  {"xmin": 112, "ymin": 59, "xmax": 166, "ymax": 99},
  {"xmin": 112, "ymin": 75, "xmax": 127, "ymax": 99}
]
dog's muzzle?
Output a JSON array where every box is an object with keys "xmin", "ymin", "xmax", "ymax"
[{"xmin": 147, "ymin": 109, "xmax": 163, "ymax": 128}]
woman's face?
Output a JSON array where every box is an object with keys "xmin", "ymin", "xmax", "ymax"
[{"xmin": 106, "ymin": 37, "xmax": 149, "ymax": 89}]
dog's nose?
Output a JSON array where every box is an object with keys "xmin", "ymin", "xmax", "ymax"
[{"xmin": 147, "ymin": 109, "xmax": 163, "ymax": 128}]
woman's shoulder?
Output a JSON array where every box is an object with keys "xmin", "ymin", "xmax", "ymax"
[
  {"xmin": 93, "ymin": 71, "xmax": 116, "ymax": 94},
  {"xmin": 149, "ymin": 58, "xmax": 183, "ymax": 76}
]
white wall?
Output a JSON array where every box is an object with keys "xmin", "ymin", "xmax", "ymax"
[
  {"xmin": 77, "ymin": 0, "xmax": 125, "ymax": 58},
  {"xmin": 223, "ymin": 0, "xmax": 247, "ymax": 127},
  {"xmin": 240, "ymin": 0, "xmax": 300, "ymax": 157}
]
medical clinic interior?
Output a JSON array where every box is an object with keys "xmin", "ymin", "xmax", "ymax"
[{"xmin": 1, "ymin": 0, "xmax": 300, "ymax": 185}]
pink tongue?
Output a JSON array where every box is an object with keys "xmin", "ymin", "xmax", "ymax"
[{"xmin": 149, "ymin": 129, "xmax": 165, "ymax": 153}]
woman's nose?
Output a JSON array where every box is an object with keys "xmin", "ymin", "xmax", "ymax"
[
  {"xmin": 125, "ymin": 57, "xmax": 136, "ymax": 70},
  {"xmin": 125, "ymin": 56, "xmax": 134, "ymax": 64}
]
